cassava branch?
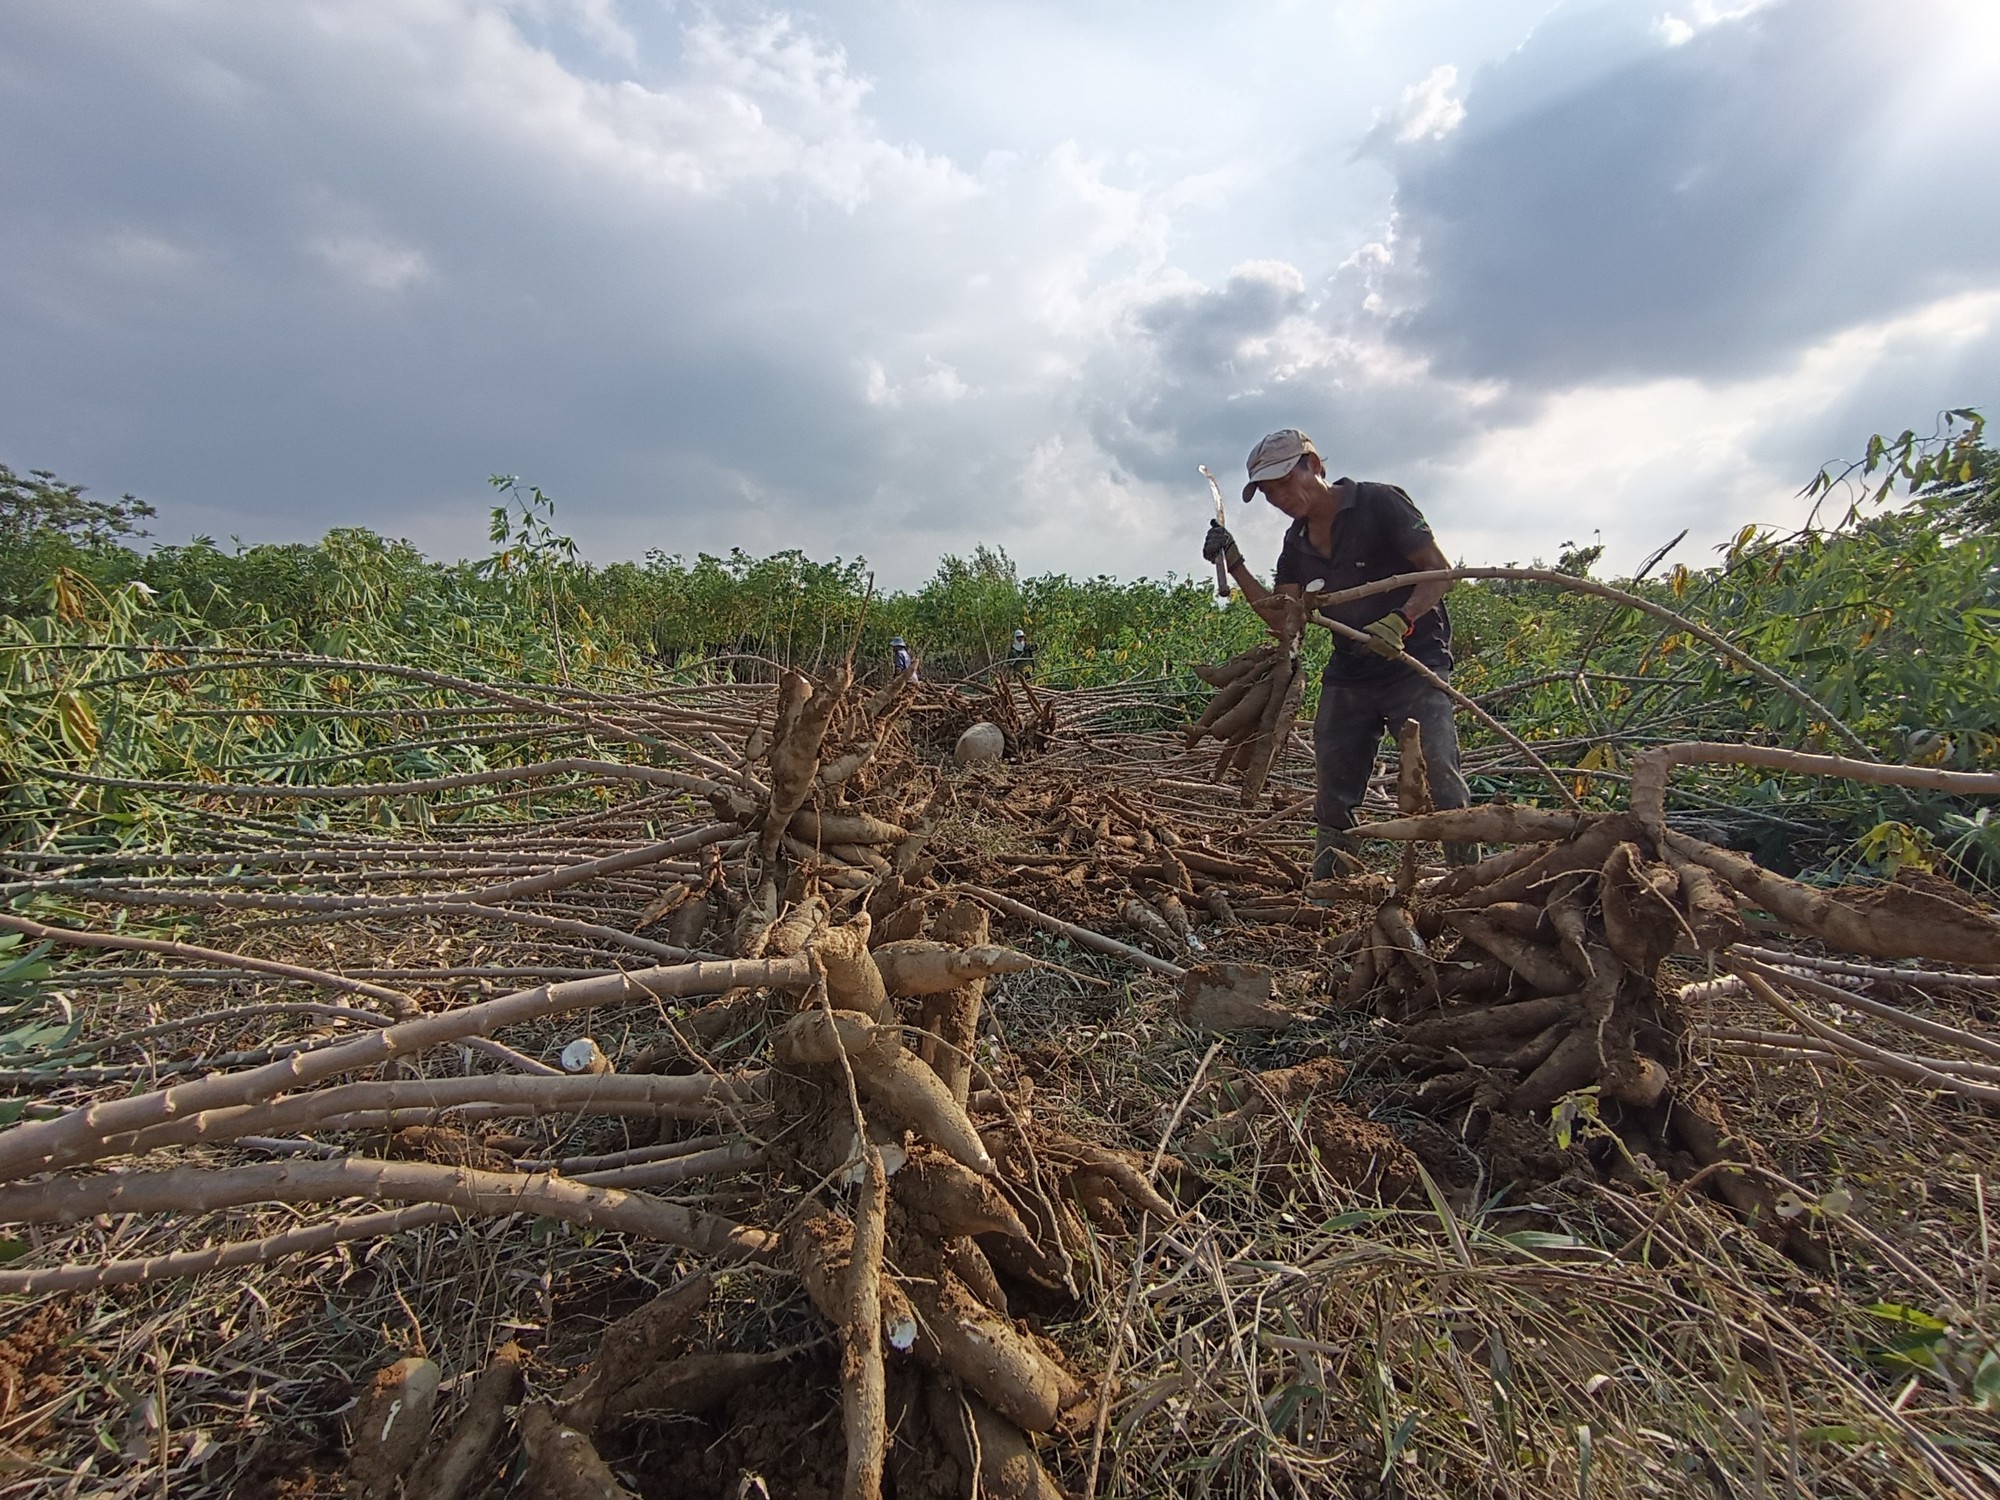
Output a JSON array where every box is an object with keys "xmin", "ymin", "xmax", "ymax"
[
  {"xmin": 0, "ymin": 1157, "xmax": 776, "ymax": 1260},
  {"xmin": 0, "ymin": 955, "xmax": 812, "ymax": 1182},
  {"xmin": 0, "ymin": 911, "xmax": 414, "ymax": 1010},
  {"xmin": 0, "ymin": 912, "xmax": 555, "ymax": 1076},
  {"xmin": 41, "ymin": 757, "xmax": 730, "ymax": 804},
  {"xmin": 0, "ymin": 1202, "xmax": 456, "ymax": 1295},
  {"xmin": 0, "ymin": 1144, "xmax": 765, "ymax": 1295},
  {"xmin": 1312, "ymin": 564, "xmax": 1871, "ymax": 755},
  {"xmin": 108, "ymin": 1073, "xmax": 761, "ymax": 1157},
  {"xmin": 1632, "ymin": 742, "xmax": 2000, "ymax": 826},
  {"xmin": 959, "ymin": 886, "xmax": 1186, "ymax": 979},
  {"xmin": 1309, "ymin": 610, "xmax": 1583, "ymax": 814}
]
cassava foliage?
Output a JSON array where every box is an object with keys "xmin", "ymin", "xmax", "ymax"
[{"xmin": 3, "ymin": 417, "xmax": 1995, "ymax": 877}]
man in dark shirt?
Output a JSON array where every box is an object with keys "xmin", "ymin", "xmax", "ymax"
[{"xmin": 1203, "ymin": 427, "xmax": 1472, "ymax": 877}]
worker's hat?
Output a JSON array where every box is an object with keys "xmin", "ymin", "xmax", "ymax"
[{"xmin": 1242, "ymin": 429, "xmax": 1319, "ymax": 500}]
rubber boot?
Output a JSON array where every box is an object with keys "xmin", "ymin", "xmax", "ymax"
[
  {"xmin": 1311, "ymin": 827, "xmax": 1364, "ymax": 881},
  {"xmin": 1443, "ymin": 841, "xmax": 1479, "ymax": 868}
]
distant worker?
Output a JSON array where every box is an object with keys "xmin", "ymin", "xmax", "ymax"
[
  {"xmin": 1007, "ymin": 627, "xmax": 1036, "ymax": 678},
  {"xmin": 1202, "ymin": 428, "xmax": 1472, "ymax": 877},
  {"xmin": 890, "ymin": 635, "xmax": 918, "ymax": 683}
]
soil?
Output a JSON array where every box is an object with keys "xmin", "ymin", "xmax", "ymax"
[
  {"xmin": 0, "ymin": 1300, "xmax": 72, "ymax": 1433},
  {"xmin": 1479, "ymin": 1111, "xmax": 1588, "ymax": 1187},
  {"xmin": 1301, "ymin": 1102, "xmax": 1424, "ymax": 1203},
  {"xmin": 611, "ymin": 1349, "xmax": 845, "ymax": 1499},
  {"xmin": 1214, "ymin": 1057, "xmax": 1427, "ymax": 1202},
  {"xmin": 1255, "ymin": 1055, "xmax": 1347, "ymax": 1107},
  {"xmin": 232, "ymin": 1434, "xmax": 348, "ymax": 1500},
  {"xmin": 1856, "ymin": 869, "xmax": 2000, "ymax": 938}
]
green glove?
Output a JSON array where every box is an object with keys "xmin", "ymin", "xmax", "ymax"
[{"xmin": 1362, "ymin": 610, "xmax": 1411, "ymax": 658}]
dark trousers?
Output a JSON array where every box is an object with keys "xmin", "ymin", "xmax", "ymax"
[{"xmin": 1313, "ymin": 668, "xmax": 1470, "ymax": 832}]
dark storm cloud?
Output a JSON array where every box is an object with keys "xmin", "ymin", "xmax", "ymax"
[
  {"xmin": 1133, "ymin": 265, "xmax": 1308, "ymax": 378},
  {"xmin": 1384, "ymin": 0, "xmax": 2000, "ymax": 385},
  {"xmin": 1084, "ymin": 250, "xmax": 1517, "ymax": 505},
  {"xmin": 0, "ymin": 3, "xmax": 1116, "ymax": 578},
  {"xmin": 1085, "ymin": 0, "xmax": 2000, "ymax": 574},
  {"xmin": 3, "ymin": 0, "xmax": 1995, "ymax": 589}
]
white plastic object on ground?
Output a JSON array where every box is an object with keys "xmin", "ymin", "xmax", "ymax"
[
  {"xmin": 954, "ymin": 722, "xmax": 1006, "ymax": 766},
  {"xmin": 560, "ymin": 1037, "xmax": 613, "ymax": 1075}
]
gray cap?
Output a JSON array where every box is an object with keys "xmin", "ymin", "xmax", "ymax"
[{"xmin": 1242, "ymin": 428, "xmax": 1318, "ymax": 500}]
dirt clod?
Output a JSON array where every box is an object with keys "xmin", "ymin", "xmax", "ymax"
[{"xmin": 0, "ymin": 1300, "xmax": 72, "ymax": 1432}]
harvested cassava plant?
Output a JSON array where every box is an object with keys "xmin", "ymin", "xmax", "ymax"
[{"xmin": 7, "ymin": 617, "xmax": 1999, "ymax": 1500}]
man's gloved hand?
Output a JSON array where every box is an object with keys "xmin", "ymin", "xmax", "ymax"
[
  {"xmin": 1202, "ymin": 520, "xmax": 1242, "ymax": 568},
  {"xmin": 1362, "ymin": 610, "xmax": 1411, "ymax": 658}
]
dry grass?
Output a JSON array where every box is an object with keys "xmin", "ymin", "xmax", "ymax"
[
  {"xmin": 1041, "ymin": 954, "xmax": 2000, "ymax": 1500},
  {"xmin": 4, "ymin": 739, "xmax": 2000, "ymax": 1498}
]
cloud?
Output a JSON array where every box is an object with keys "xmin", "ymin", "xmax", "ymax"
[
  {"xmin": 0, "ymin": 0, "xmax": 1995, "ymax": 597},
  {"xmin": 1652, "ymin": 1, "xmax": 1778, "ymax": 48},
  {"xmin": 1370, "ymin": 64, "xmax": 1467, "ymax": 148},
  {"xmin": 1073, "ymin": 0, "xmax": 2000, "ymax": 575},
  {"xmin": 1430, "ymin": 288, "xmax": 2000, "ymax": 568},
  {"xmin": 311, "ymin": 234, "xmax": 431, "ymax": 292},
  {"xmin": 503, "ymin": 0, "xmax": 640, "ymax": 66},
  {"xmin": 860, "ymin": 356, "xmax": 972, "ymax": 408},
  {"xmin": 1386, "ymin": 0, "xmax": 2000, "ymax": 386},
  {"xmin": 0, "ymin": 1, "xmax": 1167, "ymax": 582}
]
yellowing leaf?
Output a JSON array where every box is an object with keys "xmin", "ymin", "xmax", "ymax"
[
  {"xmin": 51, "ymin": 568, "xmax": 92, "ymax": 624},
  {"xmin": 54, "ymin": 691, "xmax": 98, "ymax": 757},
  {"xmin": 1570, "ymin": 742, "xmax": 1613, "ymax": 800}
]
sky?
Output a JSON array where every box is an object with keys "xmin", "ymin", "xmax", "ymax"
[{"xmin": 3, "ymin": 0, "xmax": 1998, "ymax": 586}]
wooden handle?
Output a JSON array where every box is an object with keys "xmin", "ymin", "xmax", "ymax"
[{"xmin": 1214, "ymin": 558, "xmax": 1230, "ymax": 598}]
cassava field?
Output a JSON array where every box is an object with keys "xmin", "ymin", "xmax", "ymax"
[{"xmin": 0, "ymin": 418, "xmax": 1997, "ymax": 1499}]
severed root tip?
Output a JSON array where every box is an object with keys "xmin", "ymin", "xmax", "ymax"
[
  {"xmin": 923, "ymin": 1383, "xmax": 1066, "ymax": 1500},
  {"xmin": 408, "ymin": 1342, "xmax": 525, "ymax": 1500},
  {"xmin": 872, "ymin": 940, "xmax": 1036, "ymax": 996},
  {"xmin": 347, "ymin": 1355, "xmax": 441, "ymax": 1500},
  {"xmin": 518, "ymin": 1402, "xmax": 638, "ymax": 1500},
  {"xmin": 557, "ymin": 1272, "xmax": 715, "ymax": 1434},
  {"xmin": 560, "ymin": 1037, "xmax": 613, "ymax": 1075}
]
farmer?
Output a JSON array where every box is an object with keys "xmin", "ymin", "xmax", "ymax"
[
  {"xmin": 1202, "ymin": 428, "xmax": 1472, "ymax": 878},
  {"xmin": 889, "ymin": 635, "xmax": 918, "ymax": 683},
  {"xmin": 1007, "ymin": 627, "xmax": 1036, "ymax": 678}
]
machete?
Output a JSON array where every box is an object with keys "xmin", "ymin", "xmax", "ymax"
[{"xmin": 1199, "ymin": 464, "xmax": 1230, "ymax": 599}]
